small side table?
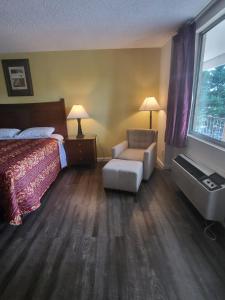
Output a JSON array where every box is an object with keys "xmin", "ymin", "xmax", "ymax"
[{"xmin": 65, "ymin": 135, "xmax": 97, "ymax": 167}]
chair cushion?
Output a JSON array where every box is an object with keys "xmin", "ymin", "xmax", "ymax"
[
  {"xmin": 127, "ymin": 129, "xmax": 157, "ymax": 149},
  {"xmin": 118, "ymin": 148, "xmax": 145, "ymax": 161}
]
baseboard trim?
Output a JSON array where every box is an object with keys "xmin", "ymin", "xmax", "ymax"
[
  {"xmin": 157, "ymin": 157, "xmax": 165, "ymax": 169},
  {"xmin": 97, "ymin": 156, "xmax": 111, "ymax": 162},
  {"xmin": 98, "ymin": 156, "xmax": 166, "ymax": 169}
]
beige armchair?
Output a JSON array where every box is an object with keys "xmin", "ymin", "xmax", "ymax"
[{"xmin": 112, "ymin": 129, "xmax": 158, "ymax": 180}]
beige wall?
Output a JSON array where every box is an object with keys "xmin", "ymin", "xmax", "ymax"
[
  {"xmin": 157, "ymin": 40, "xmax": 172, "ymax": 167},
  {"xmin": 0, "ymin": 49, "xmax": 160, "ymax": 157}
]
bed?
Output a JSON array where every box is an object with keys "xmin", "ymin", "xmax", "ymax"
[{"xmin": 0, "ymin": 99, "xmax": 68, "ymax": 225}]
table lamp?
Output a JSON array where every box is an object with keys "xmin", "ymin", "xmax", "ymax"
[
  {"xmin": 139, "ymin": 97, "xmax": 160, "ymax": 129},
  {"xmin": 67, "ymin": 105, "xmax": 89, "ymax": 138}
]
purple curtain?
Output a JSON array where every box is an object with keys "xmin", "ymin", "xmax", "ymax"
[{"xmin": 165, "ymin": 22, "xmax": 196, "ymax": 147}]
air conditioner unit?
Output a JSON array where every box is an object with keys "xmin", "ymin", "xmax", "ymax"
[{"xmin": 172, "ymin": 154, "xmax": 225, "ymax": 222}]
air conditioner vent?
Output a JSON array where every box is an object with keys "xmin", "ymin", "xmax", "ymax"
[{"xmin": 174, "ymin": 155, "xmax": 205, "ymax": 180}]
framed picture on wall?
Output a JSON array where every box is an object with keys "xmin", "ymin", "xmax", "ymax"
[{"xmin": 1, "ymin": 59, "xmax": 34, "ymax": 96}]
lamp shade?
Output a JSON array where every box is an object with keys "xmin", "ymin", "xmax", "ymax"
[
  {"xmin": 67, "ymin": 105, "xmax": 89, "ymax": 119},
  {"xmin": 139, "ymin": 97, "xmax": 160, "ymax": 111}
]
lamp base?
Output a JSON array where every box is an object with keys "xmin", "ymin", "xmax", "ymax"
[
  {"xmin": 76, "ymin": 118, "xmax": 84, "ymax": 138},
  {"xmin": 149, "ymin": 110, "xmax": 152, "ymax": 129}
]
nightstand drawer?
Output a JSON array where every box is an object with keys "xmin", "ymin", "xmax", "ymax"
[
  {"xmin": 75, "ymin": 140, "xmax": 92, "ymax": 149},
  {"xmin": 75, "ymin": 148, "xmax": 91, "ymax": 159},
  {"xmin": 65, "ymin": 136, "xmax": 97, "ymax": 167}
]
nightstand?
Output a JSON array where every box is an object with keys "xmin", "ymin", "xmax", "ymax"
[{"xmin": 65, "ymin": 135, "xmax": 97, "ymax": 167}]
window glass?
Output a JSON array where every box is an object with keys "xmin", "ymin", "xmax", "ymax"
[{"xmin": 191, "ymin": 18, "xmax": 225, "ymax": 144}]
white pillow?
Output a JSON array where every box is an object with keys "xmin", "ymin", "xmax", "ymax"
[
  {"xmin": 51, "ymin": 134, "xmax": 64, "ymax": 142},
  {"xmin": 17, "ymin": 127, "xmax": 55, "ymax": 139},
  {"xmin": 0, "ymin": 128, "xmax": 21, "ymax": 139}
]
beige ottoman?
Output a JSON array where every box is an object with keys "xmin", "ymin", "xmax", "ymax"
[{"xmin": 102, "ymin": 159, "xmax": 143, "ymax": 193}]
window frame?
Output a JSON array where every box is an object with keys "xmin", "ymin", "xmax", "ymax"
[{"xmin": 189, "ymin": 14, "xmax": 225, "ymax": 148}]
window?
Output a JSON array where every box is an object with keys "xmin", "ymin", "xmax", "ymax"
[{"xmin": 190, "ymin": 17, "xmax": 225, "ymax": 146}]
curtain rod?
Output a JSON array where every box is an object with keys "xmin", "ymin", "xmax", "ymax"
[
  {"xmin": 192, "ymin": 0, "xmax": 219, "ymax": 23},
  {"xmin": 169, "ymin": 0, "xmax": 218, "ymax": 38},
  {"xmin": 181, "ymin": 0, "xmax": 218, "ymax": 28}
]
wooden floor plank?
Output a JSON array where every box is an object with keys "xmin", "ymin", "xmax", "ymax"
[{"xmin": 0, "ymin": 164, "xmax": 225, "ymax": 300}]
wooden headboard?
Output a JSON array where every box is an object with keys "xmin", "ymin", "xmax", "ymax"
[{"xmin": 0, "ymin": 98, "xmax": 68, "ymax": 138}]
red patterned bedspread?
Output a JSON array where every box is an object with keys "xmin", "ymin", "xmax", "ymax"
[{"xmin": 0, "ymin": 139, "xmax": 61, "ymax": 225}]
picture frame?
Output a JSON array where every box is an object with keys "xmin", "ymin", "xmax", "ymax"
[{"xmin": 1, "ymin": 59, "xmax": 34, "ymax": 96}]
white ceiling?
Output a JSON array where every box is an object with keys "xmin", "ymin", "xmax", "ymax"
[{"xmin": 0, "ymin": 0, "xmax": 210, "ymax": 53}]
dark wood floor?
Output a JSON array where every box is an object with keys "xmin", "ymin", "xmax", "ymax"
[{"xmin": 0, "ymin": 163, "xmax": 225, "ymax": 300}]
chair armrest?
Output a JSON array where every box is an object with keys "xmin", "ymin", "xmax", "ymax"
[
  {"xmin": 143, "ymin": 142, "xmax": 157, "ymax": 180},
  {"xmin": 112, "ymin": 140, "xmax": 128, "ymax": 158}
]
